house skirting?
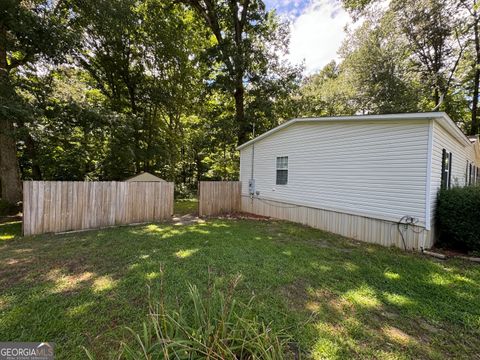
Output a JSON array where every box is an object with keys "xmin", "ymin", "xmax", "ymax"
[{"xmin": 241, "ymin": 196, "xmax": 433, "ymax": 250}]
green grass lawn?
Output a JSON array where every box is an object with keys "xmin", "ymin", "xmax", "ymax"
[
  {"xmin": 174, "ymin": 198, "xmax": 198, "ymax": 216},
  {"xmin": 0, "ymin": 216, "xmax": 479, "ymax": 359}
]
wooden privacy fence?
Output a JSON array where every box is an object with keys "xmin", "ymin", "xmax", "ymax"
[
  {"xmin": 23, "ymin": 181, "xmax": 174, "ymax": 236},
  {"xmin": 198, "ymin": 181, "xmax": 241, "ymax": 216}
]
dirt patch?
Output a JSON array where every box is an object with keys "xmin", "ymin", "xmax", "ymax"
[
  {"xmin": 215, "ymin": 212, "xmax": 270, "ymax": 220},
  {"xmin": 280, "ymin": 278, "xmax": 311, "ymax": 310},
  {"xmin": 417, "ymin": 319, "xmax": 442, "ymax": 334},
  {"xmin": 383, "ymin": 325, "xmax": 414, "ymax": 345},
  {"xmin": 171, "ymin": 214, "xmax": 205, "ymax": 226},
  {"xmin": 274, "ymin": 235, "xmax": 353, "ymax": 253},
  {"xmin": 380, "ymin": 311, "xmax": 399, "ymax": 320},
  {"xmin": 0, "ymin": 258, "xmax": 36, "ymax": 288},
  {"xmin": 305, "ymin": 240, "xmax": 354, "ymax": 252},
  {"xmin": 280, "ymin": 280, "xmax": 353, "ymax": 317}
]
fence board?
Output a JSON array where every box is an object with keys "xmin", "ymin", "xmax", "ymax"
[
  {"xmin": 198, "ymin": 181, "xmax": 241, "ymax": 216},
  {"xmin": 23, "ymin": 181, "xmax": 174, "ymax": 236}
]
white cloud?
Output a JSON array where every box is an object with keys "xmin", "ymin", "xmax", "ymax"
[{"xmin": 286, "ymin": 0, "xmax": 354, "ymax": 74}]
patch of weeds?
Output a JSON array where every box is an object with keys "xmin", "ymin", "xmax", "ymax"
[{"xmin": 88, "ymin": 269, "xmax": 296, "ymax": 360}]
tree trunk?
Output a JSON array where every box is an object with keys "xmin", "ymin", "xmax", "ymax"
[
  {"xmin": 0, "ymin": 119, "xmax": 23, "ymax": 203},
  {"xmin": 433, "ymin": 87, "xmax": 440, "ymax": 109},
  {"xmin": 18, "ymin": 119, "xmax": 42, "ymax": 180},
  {"xmin": 25, "ymin": 132, "xmax": 42, "ymax": 180},
  {"xmin": 235, "ymin": 82, "xmax": 248, "ymax": 145},
  {"xmin": 472, "ymin": 15, "xmax": 480, "ymax": 135},
  {"xmin": 0, "ymin": 25, "xmax": 22, "ymax": 203}
]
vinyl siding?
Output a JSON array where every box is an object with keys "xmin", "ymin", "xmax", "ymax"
[
  {"xmin": 429, "ymin": 121, "xmax": 480, "ymax": 228},
  {"xmin": 240, "ymin": 120, "xmax": 430, "ymax": 225}
]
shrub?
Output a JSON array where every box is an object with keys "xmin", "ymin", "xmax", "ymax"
[
  {"xmin": 174, "ymin": 183, "xmax": 197, "ymax": 199},
  {"xmin": 436, "ymin": 186, "xmax": 480, "ymax": 253},
  {"xmin": 86, "ymin": 271, "xmax": 294, "ymax": 359}
]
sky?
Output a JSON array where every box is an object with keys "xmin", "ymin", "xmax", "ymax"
[{"xmin": 264, "ymin": 0, "xmax": 355, "ymax": 74}]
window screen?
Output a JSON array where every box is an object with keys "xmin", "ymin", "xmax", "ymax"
[
  {"xmin": 469, "ymin": 163, "xmax": 473, "ymax": 185},
  {"xmin": 441, "ymin": 149, "xmax": 452, "ymax": 189},
  {"xmin": 276, "ymin": 156, "xmax": 288, "ymax": 185}
]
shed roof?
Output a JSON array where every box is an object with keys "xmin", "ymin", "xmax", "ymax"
[
  {"xmin": 237, "ymin": 112, "xmax": 471, "ymax": 150},
  {"xmin": 125, "ymin": 172, "xmax": 166, "ymax": 182}
]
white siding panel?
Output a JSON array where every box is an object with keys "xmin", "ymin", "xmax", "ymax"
[{"xmin": 240, "ymin": 120, "xmax": 430, "ymax": 225}]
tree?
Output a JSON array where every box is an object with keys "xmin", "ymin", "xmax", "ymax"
[
  {"xmin": 179, "ymin": 0, "xmax": 296, "ymax": 145},
  {"xmin": 339, "ymin": 12, "xmax": 421, "ymax": 114},
  {"xmin": 459, "ymin": 0, "xmax": 480, "ymax": 135},
  {"xmin": 71, "ymin": 0, "xmax": 207, "ymax": 179},
  {"xmin": 15, "ymin": 67, "xmax": 112, "ymax": 181},
  {"xmin": 298, "ymin": 10, "xmax": 423, "ymax": 117},
  {"xmin": 341, "ymin": 0, "xmax": 470, "ymax": 116},
  {"xmin": 392, "ymin": 0, "xmax": 464, "ymax": 108},
  {"xmin": 298, "ymin": 61, "xmax": 356, "ymax": 117},
  {"xmin": 0, "ymin": 0, "xmax": 72, "ymax": 203}
]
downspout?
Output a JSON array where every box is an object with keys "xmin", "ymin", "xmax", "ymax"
[
  {"xmin": 250, "ymin": 123, "xmax": 255, "ymax": 201},
  {"xmin": 251, "ymin": 123, "xmax": 255, "ymax": 182}
]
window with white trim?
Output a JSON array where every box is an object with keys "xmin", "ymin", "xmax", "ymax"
[
  {"xmin": 441, "ymin": 149, "xmax": 452, "ymax": 189},
  {"xmin": 469, "ymin": 163, "xmax": 474, "ymax": 185},
  {"xmin": 466, "ymin": 161, "xmax": 470, "ymax": 186},
  {"xmin": 276, "ymin": 156, "xmax": 288, "ymax": 185}
]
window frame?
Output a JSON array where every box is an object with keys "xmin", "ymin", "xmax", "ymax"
[
  {"xmin": 469, "ymin": 163, "xmax": 473, "ymax": 186},
  {"xmin": 441, "ymin": 149, "xmax": 452, "ymax": 189},
  {"xmin": 275, "ymin": 156, "xmax": 288, "ymax": 185}
]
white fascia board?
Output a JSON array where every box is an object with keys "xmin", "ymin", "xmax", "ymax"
[
  {"xmin": 237, "ymin": 112, "xmax": 453, "ymax": 150},
  {"xmin": 435, "ymin": 113, "xmax": 472, "ymax": 147}
]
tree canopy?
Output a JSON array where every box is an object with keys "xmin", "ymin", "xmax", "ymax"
[{"xmin": 1, "ymin": 0, "xmax": 479, "ymax": 202}]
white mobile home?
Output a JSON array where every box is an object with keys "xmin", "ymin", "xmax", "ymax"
[{"xmin": 238, "ymin": 112, "xmax": 480, "ymax": 250}]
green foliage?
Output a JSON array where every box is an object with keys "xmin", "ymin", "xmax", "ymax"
[
  {"xmin": 6, "ymin": 0, "xmax": 300, "ymax": 187},
  {"xmin": 340, "ymin": 12, "xmax": 422, "ymax": 114},
  {"xmin": 342, "ymin": 0, "xmax": 375, "ymax": 13},
  {"xmin": 15, "ymin": 68, "xmax": 112, "ymax": 180},
  {"xmin": 112, "ymin": 273, "xmax": 292, "ymax": 360},
  {"xmin": 298, "ymin": 10, "xmax": 427, "ymax": 117},
  {"xmin": 436, "ymin": 186, "xmax": 480, "ymax": 253},
  {"xmin": 301, "ymin": 0, "xmax": 476, "ymax": 129},
  {"xmin": 4, "ymin": 0, "xmax": 480, "ymax": 194},
  {"xmin": 298, "ymin": 61, "xmax": 356, "ymax": 117},
  {"xmin": 181, "ymin": 0, "xmax": 302, "ymax": 144},
  {"xmin": 0, "ymin": 0, "xmax": 75, "ymax": 71}
]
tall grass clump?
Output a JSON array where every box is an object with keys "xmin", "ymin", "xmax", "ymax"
[{"xmin": 94, "ymin": 269, "xmax": 295, "ymax": 359}]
